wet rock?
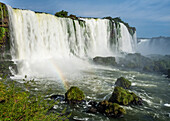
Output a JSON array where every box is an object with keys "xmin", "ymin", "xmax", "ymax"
[
  {"xmin": 93, "ymin": 56, "xmax": 117, "ymax": 66},
  {"xmin": 115, "ymin": 77, "xmax": 131, "ymax": 89},
  {"xmin": 109, "ymin": 86, "xmax": 142, "ymax": 105},
  {"xmin": 87, "ymin": 100, "xmax": 126, "ymax": 118},
  {"xmin": 88, "ymin": 101, "xmax": 98, "ymax": 107},
  {"xmin": 0, "ymin": 60, "xmax": 17, "ymax": 77},
  {"xmin": 50, "ymin": 94, "xmax": 65, "ymax": 101},
  {"xmin": 97, "ymin": 100, "xmax": 126, "ymax": 118},
  {"xmin": 65, "ymin": 86, "xmax": 85, "ymax": 104},
  {"xmin": 87, "ymin": 107, "xmax": 98, "ymax": 114}
]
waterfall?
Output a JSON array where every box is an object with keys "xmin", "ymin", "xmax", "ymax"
[
  {"xmin": 137, "ymin": 37, "xmax": 170, "ymax": 55},
  {"xmin": 7, "ymin": 6, "xmax": 137, "ymax": 77}
]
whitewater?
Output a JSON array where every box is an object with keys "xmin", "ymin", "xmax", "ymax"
[
  {"xmin": 7, "ymin": 6, "xmax": 136, "ymax": 77},
  {"xmin": 4, "ymin": 5, "xmax": 170, "ymax": 121}
]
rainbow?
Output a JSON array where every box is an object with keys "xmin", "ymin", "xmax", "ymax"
[{"xmin": 50, "ymin": 59, "xmax": 69, "ymax": 90}]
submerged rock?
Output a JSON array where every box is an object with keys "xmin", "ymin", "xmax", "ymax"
[
  {"xmin": 109, "ymin": 87, "xmax": 142, "ymax": 105},
  {"xmin": 50, "ymin": 94, "xmax": 65, "ymax": 102},
  {"xmin": 65, "ymin": 86, "xmax": 85, "ymax": 104},
  {"xmin": 115, "ymin": 77, "xmax": 131, "ymax": 89}
]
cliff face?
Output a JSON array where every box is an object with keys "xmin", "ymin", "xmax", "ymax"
[
  {"xmin": 0, "ymin": 2, "xmax": 10, "ymax": 53},
  {"xmin": 0, "ymin": 2, "xmax": 17, "ymax": 77}
]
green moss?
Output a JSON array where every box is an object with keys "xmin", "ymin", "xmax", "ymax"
[
  {"xmin": 115, "ymin": 77, "xmax": 131, "ymax": 89},
  {"xmin": 97, "ymin": 100, "xmax": 126, "ymax": 117},
  {"xmin": 109, "ymin": 87, "xmax": 140, "ymax": 105},
  {"xmin": 0, "ymin": 27, "xmax": 5, "ymax": 40},
  {"xmin": 65, "ymin": 86, "xmax": 85, "ymax": 103},
  {"xmin": 103, "ymin": 16, "xmax": 136, "ymax": 36},
  {"xmin": 0, "ymin": 3, "xmax": 8, "ymax": 20}
]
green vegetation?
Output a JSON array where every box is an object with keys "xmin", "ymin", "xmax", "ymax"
[
  {"xmin": 0, "ymin": 2, "xmax": 10, "ymax": 51},
  {"xmin": 103, "ymin": 16, "xmax": 136, "ymax": 36},
  {"xmin": 0, "ymin": 2, "xmax": 8, "ymax": 19},
  {"xmin": 54, "ymin": 10, "xmax": 78, "ymax": 20},
  {"xmin": 65, "ymin": 86, "xmax": 85, "ymax": 104},
  {"xmin": 0, "ymin": 27, "xmax": 5, "ymax": 41},
  {"xmin": 97, "ymin": 100, "xmax": 126, "ymax": 118},
  {"xmin": 109, "ymin": 86, "xmax": 141, "ymax": 105},
  {"xmin": 115, "ymin": 77, "xmax": 131, "ymax": 89},
  {"xmin": 0, "ymin": 76, "xmax": 70, "ymax": 121},
  {"xmin": 55, "ymin": 10, "xmax": 68, "ymax": 18}
]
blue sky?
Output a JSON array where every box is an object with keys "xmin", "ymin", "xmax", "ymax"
[{"xmin": 1, "ymin": 0, "xmax": 170, "ymax": 38}]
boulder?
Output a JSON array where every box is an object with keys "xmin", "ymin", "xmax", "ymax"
[
  {"xmin": 97, "ymin": 101, "xmax": 126, "ymax": 118},
  {"xmin": 87, "ymin": 100, "xmax": 126, "ymax": 118},
  {"xmin": 115, "ymin": 77, "xmax": 131, "ymax": 89},
  {"xmin": 65, "ymin": 86, "xmax": 85, "ymax": 104},
  {"xmin": 109, "ymin": 87, "xmax": 142, "ymax": 105},
  {"xmin": 93, "ymin": 56, "xmax": 117, "ymax": 66}
]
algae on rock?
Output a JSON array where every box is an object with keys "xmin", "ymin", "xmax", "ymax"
[
  {"xmin": 115, "ymin": 77, "xmax": 131, "ymax": 89},
  {"xmin": 65, "ymin": 86, "xmax": 85, "ymax": 104},
  {"xmin": 109, "ymin": 86, "xmax": 142, "ymax": 105}
]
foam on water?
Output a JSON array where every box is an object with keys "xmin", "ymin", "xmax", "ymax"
[{"xmin": 7, "ymin": 5, "xmax": 137, "ymax": 79}]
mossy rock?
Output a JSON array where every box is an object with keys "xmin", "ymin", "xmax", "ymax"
[
  {"xmin": 65, "ymin": 86, "xmax": 85, "ymax": 104},
  {"xmin": 97, "ymin": 100, "xmax": 126, "ymax": 118},
  {"xmin": 109, "ymin": 87, "xmax": 142, "ymax": 105},
  {"xmin": 115, "ymin": 77, "xmax": 131, "ymax": 89}
]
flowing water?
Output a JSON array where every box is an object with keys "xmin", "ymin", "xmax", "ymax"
[
  {"xmin": 137, "ymin": 37, "xmax": 170, "ymax": 55},
  {"xmin": 6, "ymin": 5, "xmax": 170, "ymax": 121}
]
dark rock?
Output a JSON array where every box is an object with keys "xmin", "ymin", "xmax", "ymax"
[
  {"xmin": 50, "ymin": 94, "xmax": 65, "ymax": 101},
  {"xmin": 93, "ymin": 56, "xmax": 117, "ymax": 66},
  {"xmin": 88, "ymin": 101, "xmax": 98, "ymax": 107},
  {"xmin": 86, "ymin": 107, "xmax": 98, "ymax": 114},
  {"xmin": 167, "ymin": 69, "xmax": 170, "ymax": 78},
  {"xmin": 65, "ymin": 86, "xmax": 85, "ymax": 104},
  {"xmin": 97, "ymin": 100, "xmax": 126, "ymax": 118},
  {"xmin": 115, "ymin": 77, "xmax": 131, "ymax": 89},
  {"xmin": 109, "ymin": 86, "xmax": 142, "ymax": 105}
]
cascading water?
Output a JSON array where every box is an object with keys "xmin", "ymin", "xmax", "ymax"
[
  {"xmin": 7, "ymin": 6, "xmax": 137, "ymax": 77},
  {"xmin": 137, "ymin": 37, "xmax": 170, "ymax": 55},
  {"xmin": 4, "ymin": 4, "xmax": 170, "ymax": 121}
]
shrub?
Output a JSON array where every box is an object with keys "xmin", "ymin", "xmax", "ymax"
[
  {"xmin": 55, "ymin": 10, "xmax": 68, "ymax": 17},
  {"xmin": 0, "ymin": 76, "xmax": 70, "ymax": 121}
]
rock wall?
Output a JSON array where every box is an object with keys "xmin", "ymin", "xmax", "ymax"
[
  {"xmin": 0, "ymin": 2, "xmax": 10, "ymax": 53},
  {"xmin": 0, "ymin": 2, "xmax": 16, "ymax": 77}
]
